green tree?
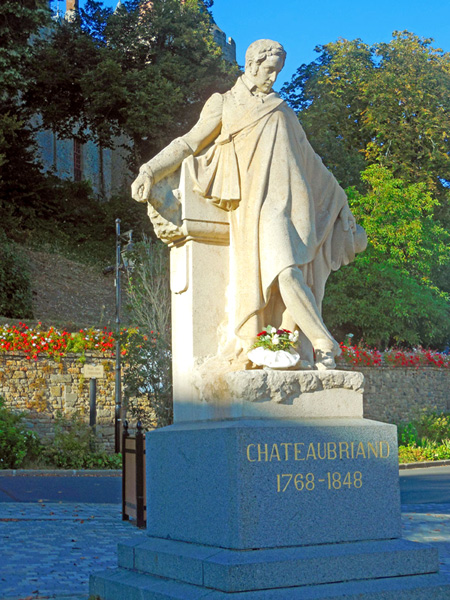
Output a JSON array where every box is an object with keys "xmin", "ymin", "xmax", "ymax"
[
  {"xmin": 27, "ymin": 0, "xmax": 239, "ymax": 166},
  {"xmin": 282, "ymin": 38, "xmax": 372, "ymax": 189},
  {"xmin": 323, "ymin": 166, "xmax": 450, "ymax": 348},
  {"xmin": 0, "ymin": 1, "xmax": 52, "ymax": 230},
  {"xmin": 0, "ymin": 0, "xmax": 50, "ymax": 117},
  {"xmin": 282, "ymin": 31, "xmax": 450, "ymax": 203},
  {"xmin": 323, "ymin": 259, "xmax": 450, "ymax": 348},
  {"xmin": 283, "ymin": 32, "xmax": 450, "ymax": 346},
  {"xmin": 349, "ymin": 165, "xmax": 449, "ymax": 281},
  {"xmin": 364, "ymin": 32, "xmax": 450, "ymax": 197}
]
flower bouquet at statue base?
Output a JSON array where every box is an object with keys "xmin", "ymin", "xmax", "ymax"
[{"xmin": 247, "ymin": 325, "xmax": 300, "ymax": 369}]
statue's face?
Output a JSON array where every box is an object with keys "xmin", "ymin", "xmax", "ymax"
[{"xmin": 246, "ymin": 54, "xmax": 284, "ymax": 94}]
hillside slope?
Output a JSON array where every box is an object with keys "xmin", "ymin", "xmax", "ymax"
[{"xmin": 21, "ymin": 249, "xmax": 127, "ymax": 330}]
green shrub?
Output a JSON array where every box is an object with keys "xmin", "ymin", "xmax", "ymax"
[
  {"xmin": 397, "ymin": 422, "xmax": 420, "ymax": 447},
  {"xmin": 25, "ymin": 179, "xmax": 149, "ymax": 267},
  {"xmin": 0, "ymin": 229, "xmax": 33, "ymax": 319},
  {"xmin": 398, "ymin": 411, "xmax": 450, "ymax": 447},
  {"xmin": 414, "ymin": 411, "xmax": 450, "ymax": 444},
  {"xmin": 43, "ymin": 411, "xmax": 121, "ymax": 469},
  {"xmin": 399, "ymin": 441, "xmax": 450, "ymax": 463},
  {"xmin": 397, "ymin": 411, "xmax": 450, "ymax": 463},
  {"xmin": 123, "ymin": 239, "xmax": 173, "ymax": 429},
  {"xmin": 123, "ymin": 330, "xmax": 173, "ymax": 430},
  {"xmin": 0, "ymin": 398, "xmax": 42, "ymax": 468}
]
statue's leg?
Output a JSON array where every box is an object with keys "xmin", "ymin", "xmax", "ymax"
[
  {"xmin": 278, "ymin": 266, "xmax": 339, "ymax": 370},
  {"xmin": 280, "ymin": 310, "xmax": 314, "ymax": 368},
  {"xmin": 238, "ymin": 314, "xmax": 261, "ymax": 352}
]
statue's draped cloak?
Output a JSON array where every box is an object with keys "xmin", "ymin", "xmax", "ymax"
[{"xmin": 182, "ymin": 77, "xmax": 356, "ymax": 336}]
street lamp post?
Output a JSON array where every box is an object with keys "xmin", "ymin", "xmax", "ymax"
[
  {"xmin": 114, "ymin": 219, "xmax": 134, "ymax": 454},
  {"xmin": 115, "ymin": 219, "xmax": 122, "ymax": 453}
]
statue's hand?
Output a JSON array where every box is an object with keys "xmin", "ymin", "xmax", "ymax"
[
  {"xmin": 210, "ymin": 198, "xmax": 240, "ymax": 211},
  {"xmin": 131, "ymin": 166, "xmax": 154, "ymax": 203},
  {"xmin": 339, "ymin": 204, "xmax": 356, "ymax": 233}
]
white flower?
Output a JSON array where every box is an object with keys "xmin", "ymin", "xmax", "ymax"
[
  {"xmin": 266, "ymin": 325, "xmax": 275, "ymax": 334},
  {"xmin": 272, "ymin": 334, "xmax": 280, "ymax": 345},
  {"xmin": 289, "ymin": 331, "xmax": 299, "ymax": 343}
]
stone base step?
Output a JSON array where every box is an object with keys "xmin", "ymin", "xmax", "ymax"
[
  {"xmin": 116, "ymin": 536, "xmax": 439, "ymax": 592},
  {"xmin": 90, "ymin": 568, "xmax": 450, "ymax": 599}
]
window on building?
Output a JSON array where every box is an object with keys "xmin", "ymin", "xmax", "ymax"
[{"xmin": 73, "ymin": 139, "xmax": 83, "ymax": 182}]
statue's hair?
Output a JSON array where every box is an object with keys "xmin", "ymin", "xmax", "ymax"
[{"xmin": 245, "ymin": 39, "xmax": 286, "ymax": 71}]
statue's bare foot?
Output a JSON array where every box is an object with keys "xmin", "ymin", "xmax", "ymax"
[
  {"xmin": 314, "ymin": 340, "xmax": 341, "ymax": 370},
  {"xmin": 314, "ymin": 349, "xmax": 336, "ymax": 370}
]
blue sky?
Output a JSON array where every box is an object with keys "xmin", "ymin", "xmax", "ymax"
[{"xmin": 76, "ymin": 0, "xmax": 450, "ymax": 87}]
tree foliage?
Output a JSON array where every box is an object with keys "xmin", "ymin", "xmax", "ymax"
[
  {"xmin": 0, "ymin": 231, "xmax": 33, "ymax": 319},
  {"xmin": 282, "ymin": 31, "xmax": 450, "ymax": 197},
  {"xmin": 0, "ymin": 0, "xmax": 49, "ymax": 95},
  {"xmin": 323, "ymin": 258, "xmax": 450, "ymax": 348},
  {"xmin": 27, "ymin": 0, "xmax": 239, "ymax": 165},
  {"xmin": 0, "ymin": 1, "xmax": 51, "ymax": 218},
  {"xmin": 283, "ymin": 32, "xmax": 450, "ymax": 347},
  {"xmin": 348, "ymin": 165, "xmax": 449, "ymax": 281},
  {"xmin": 323, "ymin": 166, "xmax": 450, "ymax": 348}
]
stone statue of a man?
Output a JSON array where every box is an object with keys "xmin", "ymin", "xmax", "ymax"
[{"xmin": 132, "ymin": 39, "xmax": 366, "ymax": 371}]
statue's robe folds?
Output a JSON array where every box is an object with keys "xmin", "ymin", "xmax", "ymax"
[{"xmin": 148, "ymin": 76, "xmax": 362, "ymax": 341}]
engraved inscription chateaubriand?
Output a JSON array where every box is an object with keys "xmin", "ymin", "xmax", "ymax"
[{"xmin": 246, "ymin": 441, "xmax": 390, "ymax": 463}]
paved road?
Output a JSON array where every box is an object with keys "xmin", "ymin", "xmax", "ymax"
[
  {"xmin": 0, "ymin": 475, "xmax": 121, "ymax": 503},
  {"xmin": 400, "ymin": 466, "xmax": 450, "ymax": 505},
  {"xmin": 2, "ymin": 466, "xmax": 450, "ymax": 504}
]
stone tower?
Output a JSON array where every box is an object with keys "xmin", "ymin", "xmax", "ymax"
[{"xmin": 65, "ymin": 0, "xmax": 79, "ymax": 21}]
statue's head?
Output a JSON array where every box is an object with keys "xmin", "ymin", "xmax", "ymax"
[{"xmin": 244, "ymin": 39, "xmax": 286, "ymax": 93}]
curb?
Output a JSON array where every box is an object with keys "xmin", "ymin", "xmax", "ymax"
[
  {"xmin": 399, "ymin": 459, "xmax": 450, "ymax": 470},
  {"xmin": 2, "ymin": 461, "xmax": 450, "ymax": 476},
  {"xmin": 0, "ymin": 469, "xmax": 121, "ymax": 477}
]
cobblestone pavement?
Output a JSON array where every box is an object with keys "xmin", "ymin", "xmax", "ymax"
[
  {"xmin": 0, "ymin": 503, "xmax": 146, "ymax": 600},
  {"xmin": 1, "ymin": 502, "xmax": 450, "ymax": 600},
  {"xmin": 402, "ymin": 504, "xmax": 450, "ymax": 579}
]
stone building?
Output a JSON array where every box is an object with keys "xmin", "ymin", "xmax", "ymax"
[
  {"xmin": 37, "ymin": 1, "xmax": 236, "ymax": 199},
  {"xmin": 36, "ymin": 1, "xmax": 130, "ymax": 199}
]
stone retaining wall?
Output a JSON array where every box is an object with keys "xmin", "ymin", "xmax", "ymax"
[
  {"xmin": 0, "ymin": 353, "xmax": 118, "ymax": 452},
  {"xmin": 0, "ymin": 353, "xmax": 449, "ymax": 453},
  {"xmin": 358, "ymin": 367, "xmax": 450, "ymax": 424}
]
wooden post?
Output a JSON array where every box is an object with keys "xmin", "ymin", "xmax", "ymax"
[
  {"xmin": 136, "ymin": 422, "xmax": 145, "ymax": 528},
  {"xmin": 122, "ymin": 420, "xmax": 129, "ymax": 521}
]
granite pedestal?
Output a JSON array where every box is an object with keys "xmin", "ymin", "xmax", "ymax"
[{"xmin": 91, "ymin": 405, "xmax": 450, "ymax": 598}]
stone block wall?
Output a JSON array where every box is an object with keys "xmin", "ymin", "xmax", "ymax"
[
  {"xmin": 0, "ymin": 353, "xmax": 118, "ymax": 452},
  {"xmin": 358, "ymin": 367, "xmax": 449, "ymax": 424},
  {"xmin": 0, "ymin": 352, "xmax": 449, "ymax": 454}
]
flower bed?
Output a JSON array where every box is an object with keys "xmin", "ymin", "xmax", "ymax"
[
  {"xmin": 338, "ymin": 344, "xmax": 450, "ymax": 369},
  {"xmin": 0, "ymin": 322, "xmax": 116, "ymax": 361},
  {"xmin": 0, "ymin": 322, "xmax": 152, "ymax": 362}
]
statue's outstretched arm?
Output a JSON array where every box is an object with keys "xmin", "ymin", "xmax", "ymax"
[{"xmin": 132, "ymin": 93, "xmax": 223, "ymax": 203}]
